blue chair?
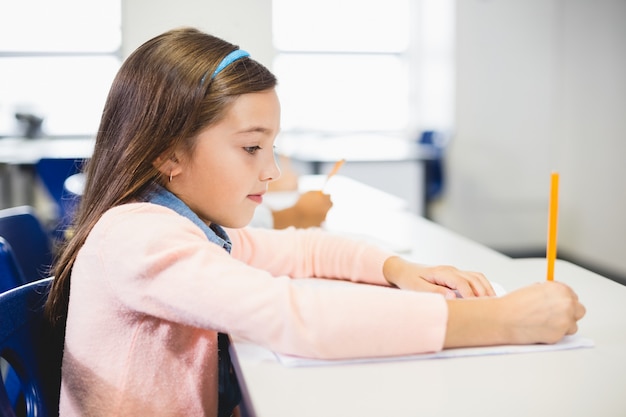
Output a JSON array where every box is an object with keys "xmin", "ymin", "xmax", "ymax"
[
  {"xmin": 0, "ymin": 206, "xmax": 54, "ymax": 282},
  {"xmin": 35, "ymin": 158, "xmax": 84, "ymax": 239},
  {"xmin": 0, "ymin": 237, "xmax": 26, "ymax": 294},
  {"xmin": 418, "ymin": 130, "xmax": 447, "ymax": 219},
  {"xmin": 0, "ymin": 277, "xmax": 61, "ymax": 417}
]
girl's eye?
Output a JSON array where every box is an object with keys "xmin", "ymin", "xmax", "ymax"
[{"xmin": 244, "ymin": 146, "xmax": 262, "ymax": 155}]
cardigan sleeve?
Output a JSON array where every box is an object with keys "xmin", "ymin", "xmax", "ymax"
[
  {"xmin": 225, "ymin": 226, "xmax": 393, "ymax": 287},
  {"xmin": 81, "ymin": 204, "xmax": 448, "ymax": 359}
]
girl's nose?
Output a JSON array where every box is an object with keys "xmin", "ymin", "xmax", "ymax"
[{"xmin": 262, "ymin": 153, "xmax": 281, "ymax": 182}]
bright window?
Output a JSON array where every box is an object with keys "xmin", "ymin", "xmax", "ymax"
[
  {"xmin": 272, "ymin": 0, "xmax": 455, "ymax": 137},
  {"xmin": 0, "ymin": 0, "xmax": 122, "ymax": 137}
]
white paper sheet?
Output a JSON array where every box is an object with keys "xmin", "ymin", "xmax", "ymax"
[{"xmin": 275, "ymin": 334, "xmax": 595, "ymax": 367}]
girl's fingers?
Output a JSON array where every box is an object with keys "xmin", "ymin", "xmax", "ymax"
[
  {"xmin": 417, "ymin": 280, "xmax": 458, "ymax": 299},
  {"xmin": 464, "ymin": 271, "xmax": 496, "ymax": 297},
  {"xmin": 389, "ymin": 261, "xmax": 497, "ymax": 299},
  {"xmin": 566, "ymin": 323, "xmax": 579, "ymax": 335},
  {"xmin": 430, "ymin": 268, "xmax": 495, "ymax": 298}
]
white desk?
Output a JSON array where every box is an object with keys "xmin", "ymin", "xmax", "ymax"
[
  {"xmin": 0, "ymin": 137, "xmax": 95, "ymax": 165},
  {"xmin": 231, "ymin": 178, "xmax": 626, "ymax": 417},
  {"xmin": 278, "ymin": 134, "xmax": 439, "ymax": 215}
]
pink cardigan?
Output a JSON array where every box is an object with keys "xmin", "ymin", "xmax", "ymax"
[{"xmin": 60, "ymin": 203, "xmax": 447, "ymax": 416}]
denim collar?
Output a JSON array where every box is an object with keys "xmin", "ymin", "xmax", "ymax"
[{"xmin": 143, "ymin": 185, "xmax": 232, "ymax": 253}]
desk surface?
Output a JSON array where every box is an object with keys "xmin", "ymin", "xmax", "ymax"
[
  {"xmin": 231, "ymin": 178, "xmax": 626, "ymax": 417},
  {"xmin": 0, "ymin": 137, "xmax": 95, "ymax": 164}
]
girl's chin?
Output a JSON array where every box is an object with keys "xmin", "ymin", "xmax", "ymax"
[{"xmin": 221, "ymin": 214, "xmax": 256, "ymax": 229}]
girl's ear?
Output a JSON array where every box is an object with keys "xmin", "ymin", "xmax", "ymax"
[{"xmin": 153, "ymin": 151, "xmax": 183, "ymax": 180}]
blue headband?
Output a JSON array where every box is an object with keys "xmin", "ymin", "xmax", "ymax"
[{"xmin": 200, "ymin": 49, "xmax": 250, "ymax": 86}]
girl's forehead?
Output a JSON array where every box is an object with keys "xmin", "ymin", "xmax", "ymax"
[{"xmin": 217, "ymin": 90, "xmax": 280, "ymax": 128}]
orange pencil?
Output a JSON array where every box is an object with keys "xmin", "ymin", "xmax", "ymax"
[
  {"xmin": 321, "ymin": 159, "xmax": 345, "ymax": 191},
  {"xmin": 326, "ymin": 159, "xmax": 345, "ymax": 181},
  {"xmin": 546, "ymin": 172, "xmax": 560, "ymax": 281}
]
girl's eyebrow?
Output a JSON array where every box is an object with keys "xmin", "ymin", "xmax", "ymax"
[{"xmin": 237, "ymin": 126, "xmax": 274, "ymax": 135}]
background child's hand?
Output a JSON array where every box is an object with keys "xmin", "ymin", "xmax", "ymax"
[
  {"xmin": 290, "ymin": 191, "xmax": 333, "ymax": 228},
  {"xmin": 271, "ymin": 191, "xmax": 333, "ymax": 229},
  {"xmin": 383, "ymin": 256, "xmax": 496, "ymax": 298}
]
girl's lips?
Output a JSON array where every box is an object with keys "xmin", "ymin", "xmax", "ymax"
[{"xmin": 247, "ymin": 194, "xmax": 263, "ymax": 204}]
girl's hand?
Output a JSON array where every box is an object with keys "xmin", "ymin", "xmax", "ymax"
[
  {"xmin": 496, "ymin": 281, "xmax": 586, "ymax": 344},
  {"xmin": 383, "ymin": 256, "xmax": 496, "ymax": 298},
  {"xmin": 444, "ymin": 280, "xmax": 586, "ymax": 348},
  {"xmin": 292, "ymin": 191, "xmax": 333, "ymax": 227}
]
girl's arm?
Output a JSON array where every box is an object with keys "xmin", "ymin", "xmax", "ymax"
[
  {"xmin": 229, "ymin": 227, "xmax": 494, "ymax": 296},
  {"xmin": 382, "ymin": 255, "xmax": 586, "ymax": 347}
]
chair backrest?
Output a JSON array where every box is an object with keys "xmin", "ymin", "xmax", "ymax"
[
  {"xmin": 418, "ymin": 131, "xmax": 449, "ymax": 220},
  {"xmin": 34, "ymin": 158, "xmax": 84, "ymax": 235},
  {"xmin": 0, "ymin": 237, "xmax": 26, "ymax": 294},
  {"xmin": 34, "ymin": 158, "xmax": 83, "ymax": 211},
  {"xmin": 0, "ymin": 277, "xmax": 61, "ymax": 417},
  {"xmin": 0, "ymin": 206, "xmax": 54, "ymax": 282}
]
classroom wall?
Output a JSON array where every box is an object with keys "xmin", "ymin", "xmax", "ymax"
[
  {"xmin": 434, "ymin": 0, "xmax": 626, "ymax": 280},
  {"xmin": 121, "ymin": 0, "xmax": 274, "ymax": 66}
]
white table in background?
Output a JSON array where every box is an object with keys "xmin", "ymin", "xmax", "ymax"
[{"xmin": 278, "ymin": 134, "xmax": 439, "ymax": 215}]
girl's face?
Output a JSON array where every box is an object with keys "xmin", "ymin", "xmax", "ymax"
[{"xmin": 168, "ymin": 89, "xmax": 281, "ymax": 228}]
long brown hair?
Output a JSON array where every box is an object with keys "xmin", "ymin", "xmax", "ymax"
[{"xmin": 45, "ymin": 27, "xmax": 277, "ymax": 329}]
